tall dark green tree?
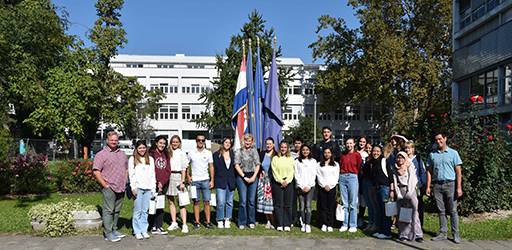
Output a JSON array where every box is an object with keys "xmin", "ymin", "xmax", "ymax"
[
  {"xmin": 310, "ymin": 0, "xmax": 452, "ymax": 138},
  {"xmin": 195, "ymin": 10, "xmax": 292, "ymax": 132}
]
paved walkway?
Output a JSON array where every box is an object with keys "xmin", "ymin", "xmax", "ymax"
[{"xmin": 1, "ymin": 235, "xmax": 511, "ymax": 250}]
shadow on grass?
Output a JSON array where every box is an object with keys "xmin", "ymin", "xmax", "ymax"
[{"xmin": 12, "ymin": 194, "xmax": 51, "ymax": 208}]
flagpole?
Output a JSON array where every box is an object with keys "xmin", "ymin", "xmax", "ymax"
[{"xmin": 242, "ymin": 39, "xmax": 245, "ymax": 57}]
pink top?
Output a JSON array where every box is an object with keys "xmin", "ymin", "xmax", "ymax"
[{"xmin": 93, "ymin": 147, "xmax": 128, "ymax": 193}]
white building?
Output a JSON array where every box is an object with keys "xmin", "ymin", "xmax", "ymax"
[{"xmin": 111, "ymin": 54, "xmax": 381, "ymax": 143}]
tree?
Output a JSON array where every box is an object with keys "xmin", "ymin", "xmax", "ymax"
[
  {"xmin": 310, "ymin": 0, "xmax": 452, "ymax": 138},
  {"xmin": 0, "ymin": 0, "xmax": 71, "ymax": 138},
  {"xmin": 283, "ymin": 116, "xmax": 321, "ymax": 146},
  {"xmin": 195, "ymin": 10, "xmax": 293, "ymax": 132}
]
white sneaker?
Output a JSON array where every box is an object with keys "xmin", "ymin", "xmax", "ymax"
[
  {"xmin": 348, "ymin": 227, "xmax": 357, "ymax": 233},
  {"xmin": 284, "ymin": 226, "xmax": 291, "ymax": 232},
  {"xmin": 305, "ymin": 225, "xmax": 311, "ymax": 233},
  {"xmin": 181, "ymin": 225, "xmax": 189, "ymax": 234},
  {"xmin": 321, "ymin": 224, "xmax": 327, "ymax": 232},
  {"xmin": 277, "ymin": 226, "xmax": 283, "ymax": 231},
  {"xmin": 224, "ymin": 220, "xmax": 231, "ymax": 229},
  {"xmin": 327, "ymin": 226, "xmax": 333, "ymax": 232},
  {"xmin": 339, "ymin": 226, "xmax": 348, "ymax": 232},
  {"xmin": 135, "ymin": 233, "xmax": 143, "ymax": 240},
  {"xmin": 239, "ymin": 225, "xmax": 245, "ymax": 229},
  {"xmin": 167, "ymin": 222, "xmax": 179, "ymax": 231},
  {"xmin": 142, "ymin": 232, "xmax": 150, "ymax": 239},
  {"xmin": 372, "ymin": 232, "xmax": 381, "ymax": 237},
  {"xmin": 265, "ymin": 221, "xmax": 272, "ymax": 229},
  {"xmin": 249, "ymin": 224, "xmax": 255, "ymax": 229},
  {"xmin": 301, "ymin": 224, "xmax": 306, "ymax": 232},
  {"xmin": 217, "ymin": 221, "xmax": 224, "ymax": 229}
]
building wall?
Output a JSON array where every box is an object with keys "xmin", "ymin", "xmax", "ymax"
[
  {"xmin": 452, "ymin": 0, "xmax": 512, "ymax": 123},
  {"xmin": 111, "ymin": 54, "xmax": 381, "ymax": 143}
]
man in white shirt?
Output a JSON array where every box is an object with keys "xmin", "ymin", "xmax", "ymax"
[{"xmin": 187, "ymin": 134, "xmax": 215, "ymax": 229}]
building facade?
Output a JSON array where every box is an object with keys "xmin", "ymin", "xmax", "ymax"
[
  {"xmin": 111, "ymin": 54, "xmax": 381, "ymax": 143},
  {"xmin": 452, "ymin": 0, "xmax": 512, "ymax": 124}
]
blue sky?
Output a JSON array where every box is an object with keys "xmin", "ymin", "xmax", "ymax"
[{"xmin": 52, "ymin": 0, "xmax": 359, "ymax": 64}]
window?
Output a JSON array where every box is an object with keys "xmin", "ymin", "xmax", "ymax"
[
  {"xmin": 169, "ymin": 85, "xmax": 178, "ymax": 93},
  {"xmin": 182, "ymin": 86, "xmax": 191, "ymax": 93},
  {"xmin": 470, "ymin": 74, "xmax": 485, "ymax": 98},
  {"xmin": 182, "ymin": 107, "xmax": 191, "ymax": 120},
  {"xmin": 286, "ymin": 87, "xmax": 292, "ymax": 95},
  {"xmin": 191, "ymin": 84, "xmax": 200, "ymax": 94},
  {"xmin": 159, "ymin": 83, "xmax": 169, "ymax": 94},
  {"xmin": 485, "ymin": 69, "xmax": 498, "ymax": 105},
  {"xmin": 304, "ymin": 88, "xmax": 313, "ymax": 95},
  {"xmin": 149, "ymin": 84, "xmax": 158, "ymax": 91},
  {"xmin": 159, "ymin": 106, "xmax": 169, "ymax": 120},
  {"xmin": 334, "ymin": 111, "xmax": 343, "ymax": 120},
  {"xmin": 345, "ymin": 105, "xmax": 360, "ymax": 121},
  {"xmin": 506, "ymin": 64, "xmax": 512, "ymax": 105},
  {"xmin": 169, "ymin": 106, "xmax": 178, "ymax": 119},
  {"xmin": 292, "ymin": 86, "xmax": 301, "ymax": 95},
  {"xmin": 458, "ymin": 79, "xmax": 471, "ymax": 106}
]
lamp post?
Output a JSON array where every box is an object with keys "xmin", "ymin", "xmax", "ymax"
[{"xmin": 313, "ymin": 84, "xmax": 317, "ymax": 144}]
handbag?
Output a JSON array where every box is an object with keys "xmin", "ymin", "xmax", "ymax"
[
  {"xmin": 398, "ymin": 207, "xmax": 413, "ymax": 223},
  {"xmin": 156, "ymin": 195, "xmax": 166, "ymax": 209},
  {"xmin": 210, "ymin": 193, "xmax": 216, "ymax": 207},
  {"xmin": 149, "ymin": 199, "xmax": 156, "ymax": 215},
  {"xmin": 178, "ymin": 190, "xmax": 190, "ymax": 207},
  {"xmin": 335, "ymin": 204, "xmax": 345, "ymax": 221},
  {"xmin": 385, "ymin": 201, "xmax": 397, "ymax": 217},
  {"xmin": 189, "ymin": 185, "xmax": 198, "ymax": 199}
]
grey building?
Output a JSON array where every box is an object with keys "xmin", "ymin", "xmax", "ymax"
[{"xmin": 452, "ymin": 0, "xmax": 512, "ymax": 124}]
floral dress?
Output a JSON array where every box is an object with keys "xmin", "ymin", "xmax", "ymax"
[{"xmin": 257, "ymin": 154, "xmax": 273, "ymax": 214}]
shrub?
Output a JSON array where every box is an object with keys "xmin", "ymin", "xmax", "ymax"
[
  {"xmin": 28, "ymin": 199, "xmax": 97, "ymax": 237},
  {"xmin": 55, "ymin": 160, "xmax": 99, "ymax": 193},
  {"xmin": 9, "ymin": 153, "xmax": 51, "ymax": 195}
]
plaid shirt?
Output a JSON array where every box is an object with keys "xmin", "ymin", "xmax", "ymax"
[{"xmin": 93, "ymin": 147, "xmax": 128, "ymax": 193}]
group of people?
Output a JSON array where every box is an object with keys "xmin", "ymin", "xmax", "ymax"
[{"xmin": 92, "ymin": 127, "xmax": 463, "ymax": 244}]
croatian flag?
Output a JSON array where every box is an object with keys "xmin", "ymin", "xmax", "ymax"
[{"xmin": 231, "ymin": 54, "xmax": 248, "ymax": 150}]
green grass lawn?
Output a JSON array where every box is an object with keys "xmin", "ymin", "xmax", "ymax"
[{"xmin": 1, "ymin": 192, "xmax": 511, "ymax": 240}]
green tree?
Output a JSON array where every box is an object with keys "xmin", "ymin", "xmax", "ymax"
[
  {"xmin": 283, "ymin": 116, "xmax": 321, "ymax": 146},
  {"xmin": 310, "ymin": 0, "xmax": 452, "ymax": 137},
  {"xmin": 195, "ymin": 10, "xmax": 292, "ymax": 132},
  {"xmin": 0, "ymin": 0, "xmax": 70, "ymax": 138}
]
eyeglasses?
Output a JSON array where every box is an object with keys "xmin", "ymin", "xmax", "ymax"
[{"xmin": 196, "ymin": 139, "xmax": 205, "ymax": 142}]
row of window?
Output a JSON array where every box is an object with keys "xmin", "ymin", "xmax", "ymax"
[
  {"xmin": 149, "ymin": 83, "xmax": 210, "ymax": 94},
  {"xmin": 126, "ymin": 64, "xmax": 214, "ymax": 69},
  {"xmin": 153, "ymin": 105, "xmax": 203, "ymax": 121},
  {"xmin": 285, "ymin": 86, "xmax": 314, "ymax": 96},
  {"xmin": 459, "ymin": 0, "xmax": 501, "ymax": 29},
  {"xmin": 458, "ymin": 63, "xmax": 512, "ymax": 108}
]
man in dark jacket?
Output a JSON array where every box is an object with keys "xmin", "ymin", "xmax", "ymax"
[{"xmin": 313, "ymin": 127, "xmax": 341, "ymax": 162}]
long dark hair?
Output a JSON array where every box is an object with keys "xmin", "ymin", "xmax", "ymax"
[
  {"xmin": 298, "ymin": 144, "xmax": 312, "ymax": 163},
  {"xmin": 150, "ymin": 135, "xmax": 171, "ymax": 159},
  {"xmin": 320, "ymin": 148, "xmax": 336, "ymax": 166},
  {"xmin": 217, "ymin": 136, "xmax": 233, "ymax": 157},
  {"xmin": 133, "ymin": 140, "xmax": 150, "ymax": 166},
  {"xmin": 264, "ymin": 137, "xmax": 277, "ymax": 157}
]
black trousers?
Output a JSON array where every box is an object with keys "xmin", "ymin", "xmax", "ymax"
[
  {"xmin": 317, "ymin": 185, "xmax": 336, "ymax": 227},
  {"xmin": 271, "ymin": 180, "xmax": 293, "ymax": 227}
]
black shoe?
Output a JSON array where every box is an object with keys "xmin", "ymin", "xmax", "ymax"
[
  {"xmin": 415, "ymin": 237, "xmax": 424, "ymax": 243},
  {"xmin": 398, "ymin": 237, "xmax": 408, "ymax": 242},
  {"xmin": 205, "ymin": 222, "xmax": 214, "ymax": 229},
  {"xmin": 193, "ymin": 222, "xmax": 201, "ymax": 229}
]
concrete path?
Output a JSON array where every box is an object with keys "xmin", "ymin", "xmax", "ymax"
[{"xmin": 0, "ymin": 235, "xmax": 510, "ymax": 249}]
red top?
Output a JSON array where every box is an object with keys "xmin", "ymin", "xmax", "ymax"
[
  {"xmin": 150, "ymin": 150, "xmax": 172, "ymax": 187},
  {"xmin": 339, "ymin": 151, "xmax": 362, "ymax": 174}
]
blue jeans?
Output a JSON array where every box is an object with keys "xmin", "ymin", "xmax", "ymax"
[
  {"xmin": 339, "ymin": 173, "xmax": 358, "ymax": 228},
  {"xmin": 361, "ymin": 179, "xmax": 377, "ymax": 226},
  {"xmin": 215, "ymin": 188, "xmax": 234, "ymax": 221},
  {"xmin": 192, "ymin": 180, "xmax": 211, "ymax": 202},
  {"xmin": 375, "ymin": 185, "xmax": 392, "ymax": 236},
  {"xmin": 132, "ymin": 188, "xmax": 151, "ymax": 234},
  {"xmin": 236, "ymin": 176, "xmax": 257, "ymax": 225}
]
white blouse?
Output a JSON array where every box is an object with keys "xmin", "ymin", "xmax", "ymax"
[
  {"xmin": 170, "ymin": 148, "xmax": 189, "ymax": 171},
  {"xmin": 316, "ymin": 162, "xmax": 340, "ymax": 189},
  {"xmin": 294, "ymin": 158, "xmax": 318, "ymax": 189},
  {"xmin": 128, "ymin": 156, "xmax": 156, "ymax": 192}
]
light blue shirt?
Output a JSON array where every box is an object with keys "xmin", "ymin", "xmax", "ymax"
[
  {"xmin": 427, "ymin": 146, "xmax": 462, "ymax": 182},
  {"xmin": 261, "ymin": 154, "xmax": 272, "ymax": 173}
]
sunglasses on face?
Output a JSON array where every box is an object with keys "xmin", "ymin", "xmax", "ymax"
[{"xmin": 196, "ymin": 139, "xmax": 205, "ymax": 142}]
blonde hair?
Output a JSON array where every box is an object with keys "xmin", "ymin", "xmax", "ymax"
[
  {"xmin": 168, "ymin": 135, "xmax": 182, "ymax": 158},
  {"xmin": 277, "ymin": 141, "xmax": 291, "ymax": 157},
  {"xmin": 243, "ymin": 134, "xmax": 254, "ymax": 142},
  {"xmin": 106, "ymin": 131, "xmax": 118, "ymax": 138},
  {"xmin": 383, "ymin": 142, "xmax": 394, "ymax": 159},
  {"xmin": 405, "ymin": 140, "xmax": 415, "ymax": 148}
]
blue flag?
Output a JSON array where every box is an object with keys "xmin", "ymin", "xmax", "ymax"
[
  {"xmin": 253, "ymin": 45, "xmax": 266, "ymax": 149},
  {"xmin": 246, "ymin": 43, "xmax": 256, "ymax": 144},
  {"xmin": 263, "ymin": 45, "xmax": 283, "ymax": 148}
]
